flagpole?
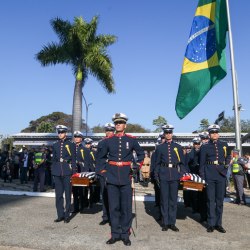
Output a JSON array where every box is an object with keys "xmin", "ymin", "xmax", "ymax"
[{"xmin": 225, "ymin": 0, "xmax": 241, "ymax": 153}]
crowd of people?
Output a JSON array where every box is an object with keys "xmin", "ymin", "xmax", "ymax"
[{"xmin": 0, "ymin": 114, "xmax": 250, "ymax": 246}]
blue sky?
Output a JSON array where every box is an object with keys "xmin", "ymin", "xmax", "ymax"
[{"xmin": 0, "ymin": 0, "xmax": 249, "ymax": 136}]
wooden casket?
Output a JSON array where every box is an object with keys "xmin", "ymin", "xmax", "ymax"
[
  {"xmin": 71, "ymin": 172, "xmax": 96, "ymax": 187},
  {"xmin": 180, "ymin": 181, "xmax": 205, "ymax": 192}
]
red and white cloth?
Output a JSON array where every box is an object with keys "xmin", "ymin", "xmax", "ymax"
[
  {"xmin": 72, "ymin": 172, "xmax": 96, "ymax": 180},
  {"xmin": 180, "ymin": 173, "xmax": 205, "ymax": 184}
]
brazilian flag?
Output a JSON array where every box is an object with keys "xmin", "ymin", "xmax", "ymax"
[{"xmin": 175, "ymin": 0, "xmax": 228, "ymax": 119}]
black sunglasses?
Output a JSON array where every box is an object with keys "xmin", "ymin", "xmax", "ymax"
[
  {"xmin": 164, "ymin": 131, "xmax": 172, "ymax": 134},
  {"xmin": 210, "ymin": 131, "xmax": 218, "ymax": 134},
  {"xmin": 114, "ymin": 121, "xmax": 125, "ymax": 125},
  {"xmin": 58, "ymin": 131, "xmax": 66, "ymax": 134}
]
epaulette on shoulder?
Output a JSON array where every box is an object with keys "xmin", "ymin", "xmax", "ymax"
[{"xmin": 125, "ymin": 134, "xmax": 136, "ymax": 138}]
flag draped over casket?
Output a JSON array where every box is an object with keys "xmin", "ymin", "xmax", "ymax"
[
  {"xmin": 72, "ymin": 172, "xmax": 96, "ymax": 180},
  {"xmin": 180, "ymin": 173, "xmax": 206, "ymax": 191}
]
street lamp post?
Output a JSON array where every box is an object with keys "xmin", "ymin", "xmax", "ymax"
[{"xmin": 82, "ymin": 94, "xmax": 92, "ymax": 136}]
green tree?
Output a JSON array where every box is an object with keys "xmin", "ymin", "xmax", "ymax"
[
  {"xmin": 92, "ymin": 124, "xmax": 104, "ymax": 133},
  {"xmin": 36, "ymin": 16, "xmax": 117, "ymax": 132},
  {"xmin": 36, "ymin": 121, "xmax": 54, "ymax": 133},
  {"xmin": 153, "ymin": 116, "xmax": 167, "ymax": 132},
  {"xmin": 21, "ymin": 112, "xmax": 86, "ymax": 133},
  {"xmin": 125, "ymin": 123, "xmax": 150, "ymax": 133},
  {"xmin": 92, "ymin": 123, "xmax": 149, "ymax": 133},
  {"xmin": 199, "ymin": 118, "xmax": 210, "ymax": 132},
  {"xmin": 220, "ymin": 116, "xmax": 250, "ymax": 133}
]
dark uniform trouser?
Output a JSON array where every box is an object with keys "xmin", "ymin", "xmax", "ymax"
[
  {"xmin": 233, "ymin": 174, "xmax": 246, "ymax": 203},
  {"xmin": 33, "ymin": 168, "xmax": 45, "ymax": 191},
  {"xmin": 160, "ymin": 180, "xmax": 179, "ymax": 226},
  {"xmin": 99, "ymin": 176, "xmax": 109, "ymax": 220},
  {"xmin": 153, "ymin": 180, "xmax": 161, "ymax": 206},
  {"xmin": 198, "ymin": 189, "xmax": 207, "ymax": 221},
  {"xmin": 72, "ymin": 186, "xmax": 84, "ymax": 211},
  {"xmin": 107, "ymin": 183, "xmax": 132, "ymax": 240},
  {"xmin": 20, "ymin": 166, "xmax": 28, "ymax": 183},
  {"xmin": 54, "ymin": 175, "xmax": 71, "ymax": 218},
  {"xmin": 206, "ymin": 179, "xmax": 225, "ymax": 227}
]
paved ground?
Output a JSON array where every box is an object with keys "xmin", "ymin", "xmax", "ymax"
[
  {"xmin": 0, "ymin": 194, "xmax": 250, "ymax": 250},
  {"xmin": 0, "ymin": 178, "xmax": 250, "ymax": 249}
]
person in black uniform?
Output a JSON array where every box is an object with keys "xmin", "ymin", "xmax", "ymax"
[
  {"xmin": 184, "ymin": 137, "xmax": 201, "ymax": 213},
  {"xmin": 198, "ymin": 131, "xmax": 210, "ymax": 223},
  {"xmin": 199, "ymin": 124, "xmax": 231, "ymax": 233},
  {"xmin": 154, "ymin": 124, "xmax": 187, "ymax": 232},
  {"xmin": 97, "ymin": 113, "xmax": 145, "ymax": 246},
  {"xmin": 83, "ymin": 138, "xmax": 96, "ymax": 208},
  {"xmin": 72, "ymin": 131, "xmax": 93, "ymax": 214},
  {"xmin": 52, "ymin": 125, "xmax": 76, "ymax": 223},
  {"xmin": 150, "ymin": 135, "xmax": 164, "ymax": 221},
  {"xmin": 96, "ymin": 122, "xmax": 115, "ymax": 225}
]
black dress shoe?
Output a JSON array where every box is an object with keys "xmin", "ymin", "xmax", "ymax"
[
  {"xmin": 162, "ymin": 225, "xmax": 168, "ymax": 231},
  {"xmin": 156, "ymin": 216, "xmax": 162, "ymax": 221},
  {"xmin": 54, "ymin": 217, "xmax": 64, "ymax": 223},
  {"xmin": 207, "ymin": 226, "xmax": 214, "ymax": 232},
  {"xmin": 80, "ymin": 210, "xmax": 84, "ymax": 214},
  {"xmin": 215, "ymin": 226, "xmax": 226, "ymax": 233},
  {"xmin": 64, "ymin": 217, "xmax": 70, "ymax": 223},
  {"xmin": 71, "ymin": 210, "xmax": 79, "ymax": 214},
  {"xmin": 122, "ymin": 239, "xmax": 131, "ymax": 246},
  {"xmin": 106, "ymin": 238, "xmax": 119, "ymax": 244},
  {"xmin": 169, "ymin": 225, "xmax": 179, "ymax": 232},
  {"xmin": 99, "ymin": 220, "xmax": 109, "ymax": 225}
]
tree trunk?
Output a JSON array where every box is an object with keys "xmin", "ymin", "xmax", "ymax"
[{"xmin": 72, "ymin": 79, "xmax": 83, "ymax": 134}]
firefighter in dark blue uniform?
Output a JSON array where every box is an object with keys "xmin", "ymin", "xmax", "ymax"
[
  {"xmin": 84, "ymin": 138, "xmax": 96, "ymax": 208},
  {"xmin": 154, "ymin": 124, "xmax": 187, "ymax": 232},
  {"xmin": 72, "ymin": 131, "xmax": 93, "ymax": 214},
  {"xmin": 184, "ymin": 137, "xmax": 201, "ymax": 213},
  {"xmin": 52, "ymin": 125, "xmax": 76, "ymax": 223},
  {"xmin": 96, "ymin": 122, "xmax": 115, "ymax": 226},
  {"xmin": 198, "ymin": 131, "xmax": 210, "ymax": 223},
  {"xmin": 150, "ymin": 134, "xmax": 165, "ymax": 220},
  {"xmin": 199, "ymin": 124, "xmax": 231, "ymax": 233},
  {"xmin": 97, "ymin": 113, "xmax": 145, "ymax": 246}
]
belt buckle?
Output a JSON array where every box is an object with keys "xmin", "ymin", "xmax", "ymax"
[
  {"xmin": 169, "ymin": 163, "xmax": 173, "ymax": 168},
  {"xmin": 116, "ymin": 162, "xmax": 123, "ymax": 166},
  {"xmin": 214, "ymin": 160, "xmax": 218, "ymax": 165},
  {"xmin": 60, "ymin": 158, "xmax": 64, "ymax": 163}
]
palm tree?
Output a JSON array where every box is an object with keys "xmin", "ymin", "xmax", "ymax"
[{"xmin": 36, "ymin": 16, "xmax": 116, "ymax": 133}]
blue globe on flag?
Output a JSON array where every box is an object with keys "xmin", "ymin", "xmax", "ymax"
[{"xmin": 185, "ymin": 16, "xmax": 216, "ymax": 63}]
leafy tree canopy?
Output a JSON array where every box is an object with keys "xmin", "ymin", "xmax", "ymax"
[
  {"xmin": 21, "ymin": 112, "xmax": 86, "ymax": 133},
  {"xmin": 92, "ymin": 123, "xmax": 150, "ymax": 133},
  {"xmin": 153, "ymin": 116, "xmax": 167, "ymax": 132},
  {"xmin": 197, "ymin": 116, "xmax": 250, "ymax": 133}
]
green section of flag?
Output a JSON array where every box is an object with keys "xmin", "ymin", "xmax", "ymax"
[{"xmin": 175, "ymin": 0, "xmax": 228, "ymax": 119}]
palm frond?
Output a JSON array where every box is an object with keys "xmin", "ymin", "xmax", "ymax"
[
  {"xmin": 36, "ymin": 42, "xmax": 71, "ymax": 66},
  {"xmin": 95, "ymin": 34, "xmax": 117, "ymax": 47},
  {"xmin": 86, "ymin": 50, "xmax": 115, "ymax": 93},
  {"xmin": 50, "ymin": 17, "xmax": 71, "ymax": 44}
]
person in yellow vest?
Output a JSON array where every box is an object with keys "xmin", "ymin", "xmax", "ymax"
[
  {"xmin": 230, "ymin": 149, "xmax": 247, "ymax": 205},
  {"xmin": 33, "ymin": 147, "xmax": 46, "ymax": 192},
  {"xmin": 141, "ymin": 151, "xmax": 151, "ymax": 187}
]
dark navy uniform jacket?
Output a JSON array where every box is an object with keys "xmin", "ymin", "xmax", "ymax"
[
  {"xmin": 154, "ymin": 141, "xmax": 186, "ymax": 181},
  {"xmin": 97, "ymin": 134, "xmax": 145, "ymax": 185},
  {"xmin": 185, "ymin": 148, "xmax": 200, "ymax": 174},
  {"xmin": 199, "ymin": 140, "xmax": 231, "ymax": 180},
  {"xmin": 96, "ymin": 138, "xmax": 107, "ymax": 177},
  {"xmin": 51, "ymin": 139, "xmax": 76, "ymax": 176},
  {"xmin": 74, "ymin": 143, "xmax": 94, "ymax": 173},
  {"xmin": 150, "ymin": 151, "xmax": 156, "ymax": 180}
]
